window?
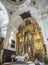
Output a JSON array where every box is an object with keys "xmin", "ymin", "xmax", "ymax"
[
  {"xmin": 11, "ymin": 44, "xmax": 15, "ymax": 48},
  {"xmin": 20, "ymin": 11, "xmax": 31, "ymax": 20},
  {"xmin": 11, "ymin": 40, "xmax": 15, "ymax": 44},
  {"xmin": 11, "ymin": 40, "xmax": 15, "ymax": 48}
]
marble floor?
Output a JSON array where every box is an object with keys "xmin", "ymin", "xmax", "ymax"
[
  {"xmin": 2, "ymin": 62, "xmax": 45, "ymax": 65},
  {"xmin": 28, "ymin": 63, "xmax": 45, "ymax": 65},
  {"xmin": 27, "ymin": 62, "xmax": 45, "ymax": 65}
]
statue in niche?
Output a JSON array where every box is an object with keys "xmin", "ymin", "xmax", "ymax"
[{"xmin": 24, "ymin": 31, "xmax": 33, "ymax": 56}]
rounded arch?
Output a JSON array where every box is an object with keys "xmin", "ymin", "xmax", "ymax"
[
  {"xmin": 0, "ymin": 2, "xmax": 9, "ymax": 38},
  {"xmin": 24, "ymin": 30, "xmax": 32, "ymax": 37},
  {"xmin": 11, "ymin": 6, "xmax": 38, "ymax": 30}
]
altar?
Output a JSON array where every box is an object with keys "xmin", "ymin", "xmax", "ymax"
[{"xmin": 16, "ymin": 19, "xmax": 45, "ymax": 61}]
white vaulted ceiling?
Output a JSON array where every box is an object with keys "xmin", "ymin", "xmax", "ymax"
[
  {"xmin": 0, "ymin": 0, "xmax": 48, "ymax": 39},
  {"xmin": 0, "ymin": 0, "xmax": 48, "ymax": 16}
]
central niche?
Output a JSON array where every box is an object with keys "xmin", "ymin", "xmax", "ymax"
[
  {"xmin": 24, "ymin": 31, "xmax": 33, "ymax": 57},
  {"xmin": 16, "ymin": 19, "xmax": 45, "ymax": 61}
]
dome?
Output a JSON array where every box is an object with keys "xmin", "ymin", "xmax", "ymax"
[{"xmin": 7, "ymin": 0, "xmax": 31, "ymax": 8}]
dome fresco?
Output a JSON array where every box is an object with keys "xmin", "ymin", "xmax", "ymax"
[{"xmin": 6, "ymin": 0, "xmax": 31, "ymax": 8}]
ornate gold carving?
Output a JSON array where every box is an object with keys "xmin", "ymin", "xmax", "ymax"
[{"xmin": 16, "ymin": 19, "xmax": 45, "ymax": 61}]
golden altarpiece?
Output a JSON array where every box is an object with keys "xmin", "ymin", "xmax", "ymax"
[{"xmin": 16, "ymin": 19, "xmax": 45, "ymax": 61}]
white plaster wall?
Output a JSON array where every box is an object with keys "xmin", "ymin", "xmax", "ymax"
[
  {"xmin": 3, "ymin": 26, "xmax": 18, "ymax": 51},
  {"xmin": 42, "ymin": 16, "xmax": 48, "ymax": 56}
]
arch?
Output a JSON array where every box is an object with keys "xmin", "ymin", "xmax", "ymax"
[
  {"xmin": 11, "ymin": 6, "xmax": 38, "ymax": 30},
  {"xmin": 24, "ymin": 30, "xmax": 32, "ymax": 37},
  {"xmin": 0, "ymin": 2, "xmax": 9, "ymax": 38}
]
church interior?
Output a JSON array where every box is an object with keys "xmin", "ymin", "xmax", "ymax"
[{"xmin": 0, "ymin": 0, "xmax": 48, "ymax": 65}]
